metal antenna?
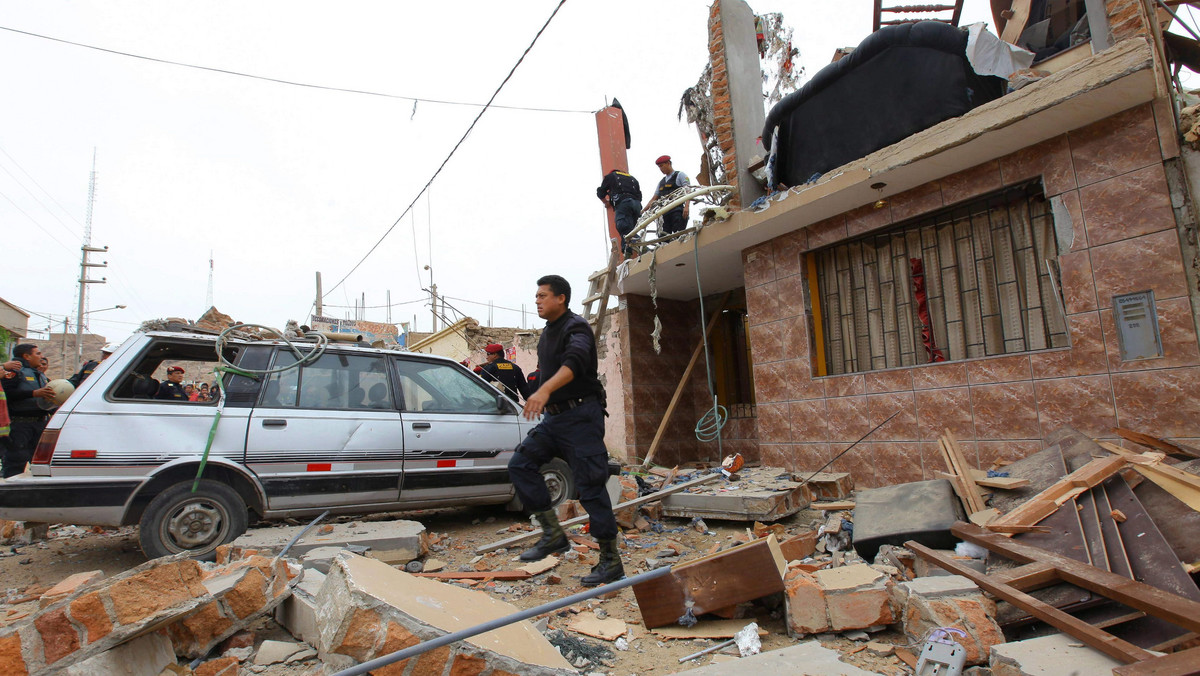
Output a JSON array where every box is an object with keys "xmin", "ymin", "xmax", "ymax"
[
  {"xmin": 74, "ymin": 149, "xmax": 106, "ymax": 370},
  {"xmin": 205, "ymin": 250, "xmax": 214, "ymax": 310}
]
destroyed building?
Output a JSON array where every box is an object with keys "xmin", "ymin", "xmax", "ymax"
[{"xmin": 608, "ymin": 0, "xmax": 1200, "ymax": 481}]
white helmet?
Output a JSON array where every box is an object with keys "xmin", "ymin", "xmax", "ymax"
[{"xmin": 100, "ymin": 343, "xmax": 118, "ymax": 354}]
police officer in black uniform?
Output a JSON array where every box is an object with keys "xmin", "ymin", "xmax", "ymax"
[
  {"xmin": 644, "ymin": 155, "xmax": 690, "ymax": 235},
  {"xmin": 156, "ymin": 365, "xmax": 189, "ymax": 401},
  {"xmin": 509, "ymin": 275, "xmax": 623, "ymax": 586},
  {"xmin": 478, "ymin": 343, "xmax": 531, "ymax": 403},
  {"xmin": 1, "ymin": 344, "xmax": 55, "ymax": 477},
  {"xmin": 68, "ymin": 343, "xmax": 116, "ymax": 388},
  {"xmin": 596, "ymin": 166, "xmax": 642, "ymax": 255}
]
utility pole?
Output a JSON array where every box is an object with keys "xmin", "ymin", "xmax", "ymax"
[
  {"xmin": 429, "ymin": 284, "xmax": 438, "ymax": 332},
  {"xmin": 386, "ymin": 290, "xmax": 392, "ymax": 325},
  {"xmin": 314, "ymin": 272, "xmax": 323, "ymax": 317},
  {"xmin": 60, "ymin": 318, "xmax": 69, "ymax": 379},
  {"xmin": 75, "ymin": 153, "xmax": 106, "ymax": 371}
]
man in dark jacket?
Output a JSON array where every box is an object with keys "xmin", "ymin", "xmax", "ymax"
[
  {"xmin": 509, "ymin": 275, "xmax": 623, "ymax": 586},
  {"xmin": 1, "ymin": 345, "xmax": 55, "ymax": 477},
  {"xmin": 478, "ymin": 343, "xmax": 530, "ymax": 403},
  {"xmin": 156, "ymin": 366, "xmax": 189, "ymax": 401},
  {"xmin": 596, "ymin": 167, "xmax": 642, "ymax": 255},
  {"xmin": 68, "ymin": 343, "xmax": 116, "ymax": 388}
]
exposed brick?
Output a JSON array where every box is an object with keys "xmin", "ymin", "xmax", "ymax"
[
  {"xmin": 35, "ymin": 607, "xmax": 80, "ymax": 664},
  {"xmin": 0, "ymin": 632, "xmax": 26, "ymax": 675},
  {"xmin": 194, "ymin": 655, "xmax": 239, "ymax": 676},
  {"xmin": 166, "ymin": 600, "xmax": 233, "ymax": 656},
  {"xmin": 334, "ymin": 608, "xmax": 383, "ymax": 663},
  {"xmin": 217, "ymin": 629, "xmax": 254, "ymax": 653},
  {"xmin": 68, "ymin": 591, "xmax": 113, "ymax": 644},
  {"xmin": 372, "ymin": 621, "xmax": 419, "ymax": 676},
  {"xmin": 39, "ymin": 570, "xmax": 103, "ymax": 608},
  {"xmin": 784, "ymin": 569, "xmax": 828, "ymax": 635},
  {"xmin": 411, "ymin": 646, "xmax": 452, "ymax": 676},
  {"xmin": 107, "ymin": 560, "xmax": 206, "ymax": 624},
  {"xmin": 826, "ymin": 588, "xmax": 894, "ymax": 631},
  {"xmin": 224, "ymin": 567, "xmax": 269, "ymax": 620},
  {"xmin": 449, "ymin": 652, "xmax": 488, "ymax": 676}
]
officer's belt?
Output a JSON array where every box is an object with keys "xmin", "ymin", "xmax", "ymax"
[{"xmin": 544, "ymin": 394, "xmax": 601, "ymax": 416}]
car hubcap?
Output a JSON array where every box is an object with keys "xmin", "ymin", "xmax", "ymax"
[
  {"xmin": 166, "ymin": 500, "xmax": 226, "ymax": 549},
  {"xmin": 543, "ymin": 471, "xmax": 565, "ymax": 504}
]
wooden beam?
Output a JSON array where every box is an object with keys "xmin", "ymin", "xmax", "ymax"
[
  {"xmin": 1113, "ymin": 427, "xmax": 1200, "ymax": 459},
  {"xmin": 906, "ymin": 541, "xmax": 1155, "ymax": 664},
  {"xmin": 1112, "ymin": 645, "xmax": 1200, "ymax": 675},
  {"xmin": 631, "ymin": 535, "xmax": 787, "ymax": 628},
  {"xmin": 987, "ymin": 455, "xmax": 1127, "ymax": 532},
  {"xmin": 1097, "ymin": 441, "xmax": 1200, "ymax": 511},
  {"xmin": 475, "ymin": 473, "xmax": 721, "ymax": 553},
  {"xmin": 989, "ymin": 561, "xmax": 1060, "ymax": 592},
  {"xmin": 641, "ymin": 292, "xmax": 730, "ymax": 468},
  {"xmin": 952, "ymin": 523, "xmax": 1200, "ymax": 635},
  {"xmin": 968, "ymin": 469, "xmax": 1030, "ymax": 489}
]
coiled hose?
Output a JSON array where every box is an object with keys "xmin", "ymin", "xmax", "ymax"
[{"xmin": 691, "ymin": 235, "xmax": 727, "ymax": 449}]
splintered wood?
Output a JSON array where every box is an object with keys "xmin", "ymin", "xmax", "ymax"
[
  {"xmin": 1096, "ymin": 441, "xmax": 1200, "ymax": 512},
  {"xmin": 937, "ymin": 430, "xmax": 988, "ymax": 516},
  {"xmin": 985, "ymin": 455, "xmax": 1128, "ymax": 535}
]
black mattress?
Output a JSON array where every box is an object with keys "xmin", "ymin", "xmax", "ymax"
[{"xmin": 762, "ymin": 21, "xmax": 1006, "ymax": 188}]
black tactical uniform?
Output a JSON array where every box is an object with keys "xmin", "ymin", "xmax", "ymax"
[
  {"xmin": 1, "ymin": 357, "xmax": 49, "ymax": 477},
  {"xmin": 654, "ymin": 170, "xmax": 689, "ymax": 234},
  {"xmin": 156, "ymin": 380, "xmax": 189, "ymax": 401},
  {"xmin": 68, "ymin": 360, "xmax": 100, "ymax": 388},
  {"xmin": 480, "ymin": 358, "xmax": 531, "ymax": 402},
  {"xmin": 596, "ymin": 169, "xmax": 642, "ymax": 253}
]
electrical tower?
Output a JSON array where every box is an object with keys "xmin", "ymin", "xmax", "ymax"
[{"xmin": 75, "ymin": 150, "xmax": 107, "ymax": 370}]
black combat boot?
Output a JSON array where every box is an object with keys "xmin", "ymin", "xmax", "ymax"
[
  {"xmin": 581, "ymin": 538, "xmax": 625, "ymax": 586},
  {"xmin": 519, "ymin": 510, "xmax": 569, "ymax": 562}
]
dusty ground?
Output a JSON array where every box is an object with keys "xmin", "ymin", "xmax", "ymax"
[{"xmin": 0, "ymin": 505, "xmax": 916, "ymax": 675}]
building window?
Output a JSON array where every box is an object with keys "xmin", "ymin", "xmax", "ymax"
[{"xmin": 812, "ymin": 182, "xmax": 1067, "ymax": 376}]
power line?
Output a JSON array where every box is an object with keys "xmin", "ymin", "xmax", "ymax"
[
  {"xmin": 0, "ymin": 187, "xmax": 75, "ymax": 253},
  {"xmin": 0, "ymin": 145, "xmax": 82, "ymax": 241},
  {"xmin": 0, "ymin": 24, "xmax": 594, "ymax": 115},
  {"xmin": 320, "ymin": 0, "xmax": 570, "ymax": 302}
]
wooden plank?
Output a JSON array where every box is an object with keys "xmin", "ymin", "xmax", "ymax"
[
  {"xmin": 1112, "ymin": 645, "xmax": 1200, "ymax": 675},
  {"xmin": 968, "ymin": 469, "xmax": 1031, "ymax": 489},
  {"xmin": 989, "ymin": 561, "xmax": 1060, "ymax": 592},
  {"xmin": 811, "ymin": 500, "xmax": 856, "ymax": 510},
  {"xmin": 413, "ymin": 570, "xmax": 531, "ymax": 581},
  {"xmin": 631, "ymin": 535, "xmax": 787, "ymax": 628},
  {"xmin": 988, "ymin": 456, "xmax": 1127, "ymax": 532},
  {"xmin": 474, "ymin": 473, "xmax": 721, "ymax": 554},
  {"xmin": 907, "ymin": 541, "xmax": 1155, "ymax": 664},
  {"xmin": 952, "ymin": 523, "xmax": 1200, "ymax": 636},
  {"xmin": 945, "ymin": 430, "xmax": 988, "ymax": 514},
  {"xmin": 1113, "ymin": 427, "xmax": 1200, "ymax": 459},
  {"xmin": 1097, "ymin": 442, "xmax": 1200, "ymax": 511},
  {"xmin": 641, "ymin": 292, "xmax": 729, "ymax": 467}
]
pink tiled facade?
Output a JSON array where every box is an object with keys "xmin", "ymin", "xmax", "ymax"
[{"xmin": 740, "ymin": 102, "xmax": 1200, "ymax": 488}]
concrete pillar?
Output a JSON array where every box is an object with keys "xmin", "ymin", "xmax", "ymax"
[{"xmin": 596, "ymin": 106, "xmax": 631, "ymax": 246}]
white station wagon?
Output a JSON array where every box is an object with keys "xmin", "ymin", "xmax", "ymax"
[{"xmin": 0, "ymin": 331, "xmax": 573, "ymax": 559}]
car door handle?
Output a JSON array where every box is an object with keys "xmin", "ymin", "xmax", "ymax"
[
  {"xmin": 262, "ymin": 419, "xmax": 287, "ymax": 428},
  {"xmin": 411, "ymin": 422, "xmax": 431, "ymax": 430}
]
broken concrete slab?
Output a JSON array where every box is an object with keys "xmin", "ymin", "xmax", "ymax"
[
  {"xmin": 230, "ymin": 519, "xmax": 427, "ymax": 563},
  {"xmin": 275, "ymin": 569, "xmax": 324, "ymax": 646},
  {"xmin": 316, "ymin": 552, "xmax": 573, "ymax": 674},
  {"xmin": 62, "ymin": 631, "xmax": 175, "ymax": 676},
  {"xmin": 253, "ymin": 639, "xmax": 308, "ymax": 665},
  {"xmin": 567, "ymin": 616, "xmax": 627, "ymax": 641},
  {"xmin": 518, "ymin": 555, "xmax": 559, "ymax": 576},
  {"xmin": 680, "ymin": 640, "xmax": 880, "ymax": 675},
  {"xmin": 893, "ymin": 574, "xmax": 980, "ymax": 600},
  {"xmin": 989, "ymin": 632, "xmax": 1123, "ymax": 675},
  {"xmin": 661, "ymin": 467, "xmax": 811, "ymax": 521}
]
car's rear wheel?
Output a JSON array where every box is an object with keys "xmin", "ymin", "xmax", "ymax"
[
  {"xmin": 139, "ymin": 479, "xmax": 248, "ymax": 560},
  {"xmin": 540, "ymin": 458, "xmax": 575, "ymax": 507}
]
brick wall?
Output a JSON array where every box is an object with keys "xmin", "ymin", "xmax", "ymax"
[
  {"xmin": 709, "ymin": 1, "xmax": 740, "ymax": 208},
  {"xmin": 743, "ymin": 102, "xmax": 1200, "ymax": 488}
]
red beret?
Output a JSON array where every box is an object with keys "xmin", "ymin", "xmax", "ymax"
[
  {"xmin": 484, "ymin": 343, "xmax": 504, "ymax": 354},
  {"xmin": 473, "ymin": 366, "xmax": 484, "ymax": 373},
  {"xmin": 167, "ymin": 366, "xmax": 184, "ymax": 374},
  {"xmin": 655, "ymin": 155, "xmax": 671, "ymax": 165}
]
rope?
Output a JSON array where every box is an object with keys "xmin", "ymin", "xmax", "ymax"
[
  {"xmin": 691, "ymin": 234, "xmax": 727, "ymax": 449},
  {"xmin": 191, "ymin": 324, "xmax": 329, "ymax": 492}
]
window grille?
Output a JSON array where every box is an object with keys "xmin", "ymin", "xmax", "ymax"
[{"xmin": 815, "ymin": 182, "xmax": 1067, "ymax": 376}]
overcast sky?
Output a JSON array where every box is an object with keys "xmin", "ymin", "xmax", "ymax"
[{"xmin": 0, "ymin": 0, "xmax": 1143, "ymax": 348}]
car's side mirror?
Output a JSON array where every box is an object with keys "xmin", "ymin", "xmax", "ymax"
[{"xmin": 497, "ymin": 395, "xmax": 513, "ymax": 413}]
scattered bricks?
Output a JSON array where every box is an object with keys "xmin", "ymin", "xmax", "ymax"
[
  {"xmin": 0, "ymin": 631, "xmax": 26, "ymax": 675},
  {"xmin": 34, "ymin": 607, "xmax": 81, "ymax": 664},
  {"xmin": 68, "ymin": 592, "xmax": 113, "ymax": 644},
  {"xmin": 779, "ymin": 530, "xmax": 817, "ymax": 561},
  {"xmin": 784, "ymin": 569, "xmax": 829, "ymax": 635},
  {"xmin": 39, "ymin": 571, "xmax": 104, "ymax": 609},
  {"xmin": 193, "ymin": 655, "xmax": 240, "ymax": 676},
  {"xmin": 901, "ymin": 591, "xmax": 1003, "ymax": 665},
  {"xmin": 316, "ymin": 553, "xmax": 573, "ymax": 674},
  {"xmin": 555, "ymin": 499, "xmax": 582, "ymax": 522},
  {"xmin": 0, "ymin": 521, "xmax": 48, "ymax": 546},
  {"xmin": 217, "ymin": 629, "xmax": 254, "ymax": 653}
]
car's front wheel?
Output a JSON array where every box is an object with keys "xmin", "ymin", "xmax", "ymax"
[{"xmin": 139, "ymin": 480, "xmax": 248, "ymax": 560}]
